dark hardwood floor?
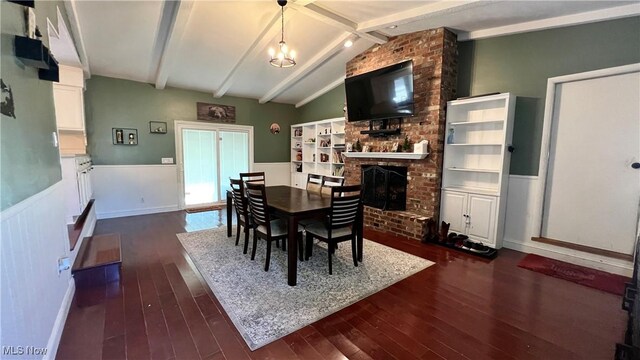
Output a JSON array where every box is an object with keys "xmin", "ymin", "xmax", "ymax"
[{"xmin": 56, "ymin": 210, "xmax": 626, "ymax": 360}]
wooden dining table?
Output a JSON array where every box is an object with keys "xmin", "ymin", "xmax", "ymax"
[{"xmin": 226, "ymin": 185, "xmax": 363, "ymax": 286}]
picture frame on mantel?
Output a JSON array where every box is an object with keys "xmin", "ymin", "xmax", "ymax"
[{"xmin": 149, "ymin": 121, "xmax": 167, "ymax": 134}]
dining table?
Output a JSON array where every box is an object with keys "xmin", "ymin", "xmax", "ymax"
[{"xmin": 226, "ymin": 185, "xmax": 363, "ymax": 286}]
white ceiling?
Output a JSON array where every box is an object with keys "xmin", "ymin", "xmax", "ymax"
[{"xmin": 65, "ymin": 0, "xmax": 639, "ymax": 106}]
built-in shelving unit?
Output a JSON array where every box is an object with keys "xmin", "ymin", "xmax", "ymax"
[
  {"xmin": 440, "ymin": 93, "xmax": 516, "ymax": 249},
  {"xmin": 291, "ymin": 117, "xmax": 346, "ymax": 188}
]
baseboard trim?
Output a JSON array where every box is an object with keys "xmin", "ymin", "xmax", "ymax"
[
  {"xmin": 504, "ymin": 238, "xmax": 633, "ymax": 277},
  {"xmin": 44, "ymin": 278, "xmax": 75, "ymax": 360},
  {"xmin": 96, "ymin": 205, "xmax": 180, "ymax": 219}
]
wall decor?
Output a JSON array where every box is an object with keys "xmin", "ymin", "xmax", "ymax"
[
  {"xmin": 197, "ymin": 102, "xmax": 236, "ymax": 123},
  {"xmin": 149, "ymin": 121, "xmax": 167, "ymax": 134},
  {"xmin": 112, "ymin": 128, "xmax": 138, "ymax": 145},
  {"xmin": 1, "ymin": 79, "xmax": 16, "ymax": 118},
  {"xmin": 269, "ymin": 122, "xmax": 280, "ymax": 134}
]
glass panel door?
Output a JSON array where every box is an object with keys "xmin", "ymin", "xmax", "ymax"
[
  {"xmin": 182, "ymin": 129, "xmax": 219, "ymax": 207},
  {"xmin": 219, "ymin": 130, "xmax": 249, "ymax": 196}
]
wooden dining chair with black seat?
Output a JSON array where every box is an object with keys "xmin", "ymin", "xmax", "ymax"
[
  {"xmin": 245, "ymin": 182, "xmax": 305, "ymax": 271},
  {"xmin": 240, "ymin": 171, "xmax": 265, "ymax": 186},
  {"xmin": 229, "ymin": 179, "xmax": 252, "ymax": 254},
  {"xmin": 306, "ymin": 173, "xmax": 323, "ymax": 194},
  {"xmin": 320, "ymin": 176, "xmax": 344, "ymax": 195},
  {"xmin": 304, "ymin": 184, "xmax": 362, "ymax": 275}
]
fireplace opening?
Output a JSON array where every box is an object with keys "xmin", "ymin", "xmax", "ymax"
[{"xmin": 361, "ymin": 165, "xmax": 407, "ymax": 211}]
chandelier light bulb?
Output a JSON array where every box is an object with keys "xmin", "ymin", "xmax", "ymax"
[
  {"xmin": 289, "ymin": 50, "xmax": 296, "ymax": 59},
  {"xmin": 268, "ymin": 48, "xmax": 276, "ymax": 57},
  {"xmin": 278, "ymin": 52, "xmax": 285, "ymax": 60}
]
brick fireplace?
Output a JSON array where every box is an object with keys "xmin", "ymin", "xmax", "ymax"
[{"xmin": 344, "ymin": 28, "xmax": 457, "ymax": 241}]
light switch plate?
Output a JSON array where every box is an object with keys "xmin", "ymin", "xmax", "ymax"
[{"xmin": 162, "ymin": 157, "xmax": 174, "ymax": 164}]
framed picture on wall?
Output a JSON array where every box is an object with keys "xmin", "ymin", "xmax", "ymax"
[
  {"xmin": 197, "ymin": 102, "xmax": 236, "ymax": 123},
  {"xmin": 149, "ymin": 121, "xmax": 167, "ymax": 134}
]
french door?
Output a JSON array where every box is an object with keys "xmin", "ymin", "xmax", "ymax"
[{"xmin": 175, "ymin": 121, "xmax": 253, "ymax": 209}]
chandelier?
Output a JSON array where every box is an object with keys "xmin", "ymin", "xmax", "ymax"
[{"xmin": 268, "ymin": 0, "xmax": 296, "ymax": 68}]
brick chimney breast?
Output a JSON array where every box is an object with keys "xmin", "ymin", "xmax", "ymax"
[{"xmin": 344, "ymin": 28, "xmax": 457, "ymax": 241}]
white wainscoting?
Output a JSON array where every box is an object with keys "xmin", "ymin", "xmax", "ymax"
[
  {"xmin": 503, "ymin": 175, "xmax": 633, "ymax": 276},
  {"xmin": 253, "ymin": 162, "xmax": 291, "ymax": 186},
  {"xmin": 92, "ymin": 165, "xmax": 180, "ymax": 219},
  {"xmin": 0, "ymin": 181, "xmax": 75, "ymax": 359}
]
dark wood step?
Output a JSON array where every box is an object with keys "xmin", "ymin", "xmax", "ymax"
[
  {"xmin": 72, "ymin": 233, "xmax": 122, "ymax": 288},
  {"xmin": 68, "ymin": 199, "xmax": 95, "ymax": 251}
]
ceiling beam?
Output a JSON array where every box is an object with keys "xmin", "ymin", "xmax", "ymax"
[
  {"xmin": 357, "ymin": 0, "xmax": 487, "ymax": 33},
  {"xmin": 459, "ymin": 3, "xmax": 640, "ymax": 41},
  {"xmin": 259, "ymin": 32, "xmax": 353, "ymax": 104},
  {"xmin": 289, "ymin": 3, "xmax": 387, "ymax": 44},
  {"xmin": 154, "ymin": 0, "xmax": 194, "ymax": 90},
  {"xmin": 295, "ymin": 76, "xmax": 345, "ymax": 108},
  {"xmin": 63, "ymin": 0, "xmax": 91, "ymax": 78}
]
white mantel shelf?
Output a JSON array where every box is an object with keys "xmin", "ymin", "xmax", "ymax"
[{"xmin": 342, "ymin": 152, "xmax": 429, "ymax": 160}]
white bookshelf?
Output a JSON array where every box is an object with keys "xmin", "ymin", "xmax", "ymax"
[
  {"xmin": 440, "ymin": 93, "xmax": 516, "ymax": 249},
  {"xmin": 290, "ymin": 117, "xmax": 346, "ymax": 188}
]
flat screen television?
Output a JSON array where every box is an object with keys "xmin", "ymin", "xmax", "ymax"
[{"xmin": 345, "ymin": 60, "xmax": 414, "ymax": 122}]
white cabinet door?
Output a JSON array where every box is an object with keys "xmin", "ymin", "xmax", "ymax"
[
  {"xmin": 440, "ymin": 190, "xmax": 467, "ymax": 235},
  {"xmin": 53, "ymin": 84, "xmax": 84, "ymax": 130},
  {"xmin": 291, "ymin": 173, "xmax": 307, "ymax": 189},
  {"xmin": 467, "ymin": 194, "xmax": 496, "ymax": 244}
]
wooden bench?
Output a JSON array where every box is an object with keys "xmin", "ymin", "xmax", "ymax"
[{"xmin": 72, "ymin": 233, "xmax": 122, "ymax": 288}]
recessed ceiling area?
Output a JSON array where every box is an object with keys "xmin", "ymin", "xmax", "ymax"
[{"xmin": 68, "ymin": 0, "xmax": 639, "ymax": 107}]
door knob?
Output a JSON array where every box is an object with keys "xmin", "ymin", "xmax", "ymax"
[{"xmin": 632, "ymin": 162, "xmax": 640, "ymax": 169}]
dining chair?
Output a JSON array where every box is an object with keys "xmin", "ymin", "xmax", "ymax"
[
  {"xmin": 304, "ymin": 184, "xmax": 362, "ymax": 275},
  {"xmin": 229, "ymin": 179, "xmax": 252, "ymax": 254},
  {"xmin": 320, "ymin": 176, "xmax": 344, "ymax": 195},
  {"xmin": 240, "ymin": 172, "xmax": 265, "ymax": 185},
  {"xmin": 306, "ymin": 173, "xmax": 323, "ymax": 194},
  {"xmin": 245, "ymin": 182, "xmax": 304, "ymax": 271}
]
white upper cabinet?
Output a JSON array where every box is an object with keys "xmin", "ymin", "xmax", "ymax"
[{"xmin": 53, "ymin": 83, "xmax": 85, "ymax": 131}]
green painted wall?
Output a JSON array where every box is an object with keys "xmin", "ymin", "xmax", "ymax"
[
  {"xmin": 1, "ymin": 1, "xmax": 70, "ymax": 210},
  {"xmin": 297, "ymin": 84, "xmax": 345, "ymax": 123},
  {"xmin": 84, "ymin": 76, "xmax": 299, "ymax": 164},
  {"xmin": 458, "ymin": 16, "xmax": 640, "ymax": 175}
]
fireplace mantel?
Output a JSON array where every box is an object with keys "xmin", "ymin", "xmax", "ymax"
[{"xmin": 343, "ymin": 152, "xmax": 428, "ymax": 160}]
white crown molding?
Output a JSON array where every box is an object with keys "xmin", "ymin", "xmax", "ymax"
[{"xmin": 458, "ymin": 3, "xmax": 640, "ymax": 41}]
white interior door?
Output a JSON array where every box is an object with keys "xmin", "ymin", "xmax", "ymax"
[{"xmin": 542, "ymin": 70, "xmax": 640, "ymax": 255}]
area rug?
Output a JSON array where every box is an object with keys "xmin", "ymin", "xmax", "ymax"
[
  {"xmin": 176, "ymin": 227, "xmax": 434, "ymax": 350},
  {"xmin": 517, "ymin": 254, "xmax": 629, "ymax": 296}
]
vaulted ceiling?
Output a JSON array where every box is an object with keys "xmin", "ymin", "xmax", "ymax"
[{"xmin": 61, "ymin": 0, "xmax": 639, "ymax": 107}]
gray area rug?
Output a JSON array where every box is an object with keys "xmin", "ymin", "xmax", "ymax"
[{"xmin": 176, "ymin": 226, "xmax": 434, "ymax": 350}]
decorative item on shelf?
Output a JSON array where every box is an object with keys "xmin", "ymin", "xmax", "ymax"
[
  {"xmin": 391, "ymin": 142, "xmax": 399, "ymax": 152},
  {"xmin": 319, "ymin": 139, "xmax": 330, "ymax": 147},
  {"xmin": 268, "ymin": 0, "xmax": 296, "ymax": 68},
  {"xmin": 295, "ymin": 163, "xmax": 302, "ymax": 172},
  {"xmin": 447, "ymin": 127, "xmax": 455, "ymax": 144},
  {"xmin": 112, "ymin": 128, "xmax": 137, "ymax": 146},
  {"xmin": 307, "ymin": 138, "xmax": 315, "ymax": 143},
  {"xmin": 312, "ymin": 154, "xmax": 316, "ymax": 162},
  {"xmin": 295, "ymin": 151, "xmax": 302, "ymax": 161},
  {"xmin": 270, "ymin": 123, "xmax": 280, "ymax": 134},
  {"xmin": 1, "ymin": 79, "xmax": 16, "ymax": 118},
  {"xmin": 293, "ymin": 128, "xmax": 302, "ymax": 137},
  {"xmin": 414, "ymin": 140, "xmax": 428, "ymax": 154},
  {"xmin": 149, "ymin": 121, "xmax": 167, "ymax": 134},
  {"xmin": 320, "ymin": 153, "xmax": 329, "ymax": 163},
  {"xmin": 294, "ymin": 141, "xmax": 301, "ymax": 148},
  {"xmin": 197, "ymin": 102, "xmax": 235, "ymax": 123},
  {"xmin": 402, "ymin": 136, "xmax": 411, "ymax": 152},
  {"xmin": 354, "ymin": 139, "xmax": 362, "ymax": 152},
  {"xmin": 346, "ymin": 142, "xmax": 353, "ymax": 152},
  {"xmin": 362, "ymin": 145, "xmax": 370, "ymax": 153}
]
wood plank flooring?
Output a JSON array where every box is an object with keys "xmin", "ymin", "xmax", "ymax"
[{"xmin": 56, "ymin": 210, "xmax": 626, "ymax": 359}]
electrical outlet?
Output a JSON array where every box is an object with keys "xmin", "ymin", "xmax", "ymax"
[{"xmin": 162, "ymin": 157, "xmax": 173, "ymax": 164}]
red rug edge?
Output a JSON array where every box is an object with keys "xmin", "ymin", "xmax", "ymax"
[{"xmin": 517, "ymin": 253, "xmax": 631, "ymax": 296}]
